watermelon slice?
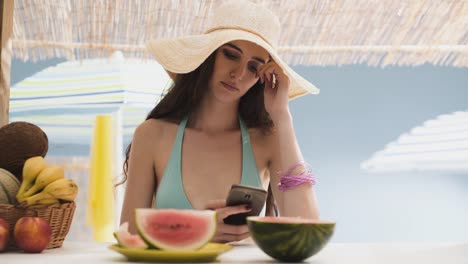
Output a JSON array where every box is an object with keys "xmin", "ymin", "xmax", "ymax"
[
  {"xmin": 135, "ymin": 209, "xmax": 217, "ymax": 251},
  {"xmin": 113, "ymin": 222, "xmax": 148, "ymax": 249},
  {"xmin": 247, "ymin": 216, "xmax": 335, "ymax": 262}
]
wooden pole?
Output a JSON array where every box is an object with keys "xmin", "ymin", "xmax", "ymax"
[{"xmin": 0, "ymin": 0, "xmax": 14, "ymax": 127}]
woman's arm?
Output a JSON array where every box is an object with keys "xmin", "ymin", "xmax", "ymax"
[
  {"xmin": 258, "ymin": 61, "xmax": 320, "ymax": 219},
  {"xmin": 120, "ymin": 121, "xmax": 157, "ymax": 234},
  {"xmin": 268, "ymin": 111, "xmax": 320, "ymax": 219}
]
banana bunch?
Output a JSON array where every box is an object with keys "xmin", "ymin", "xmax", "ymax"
[{"xmin": 16, "ymin": 156, "xmax": 78, "ymax": 206}]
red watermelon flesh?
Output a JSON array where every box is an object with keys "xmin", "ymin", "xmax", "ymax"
[
  {"xmin": 113, "ymin": 222, "xmax": 148, "ymax": 249},
  {"xmin": 135, "ymin": 209, "xmax": 216, "ymax": 251}
]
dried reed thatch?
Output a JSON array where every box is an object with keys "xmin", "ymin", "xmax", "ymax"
[{"xmin": 11, "ymin": 0, "xmax": 468, "ymax": 67}]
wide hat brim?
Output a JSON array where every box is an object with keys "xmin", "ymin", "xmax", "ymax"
[{"xmin": 147, "ymin": 29, "xmax": 319, "ymax": 100}]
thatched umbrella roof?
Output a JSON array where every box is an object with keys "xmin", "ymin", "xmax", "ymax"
[
  {"xmin": 11, "ymin": 0, "xmax": 468, "ymax": 67},
  {"xmin": 2, "ymin": 0, "xmax": 468, "ymax": 125}
]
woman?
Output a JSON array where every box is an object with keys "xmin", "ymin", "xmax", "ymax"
[{"xmin": 120, "ymin": 0, "xmax": 320, "ymax": 243}]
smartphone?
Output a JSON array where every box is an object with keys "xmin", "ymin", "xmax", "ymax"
[{"xmin": 223, "ymin": 184, "xmax": 267, "ymax": 225}]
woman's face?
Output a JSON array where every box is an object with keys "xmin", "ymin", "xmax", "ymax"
[{"xmin": 208, "ymin": 40, "xmax": 270, "ymax": 103}]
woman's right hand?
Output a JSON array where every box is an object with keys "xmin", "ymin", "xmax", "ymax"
[{"xmin": 205, "ymin": 199, "xmax": 252, "ymax": 243}]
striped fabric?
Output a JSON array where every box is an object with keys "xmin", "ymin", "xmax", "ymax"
[
  {"xmin": 361, "ymin": 111, "xmax": 468, "ymax": 173},
  {"xmin": 9, "ymin": 56, "xmax": 171, "ymax": 144}
]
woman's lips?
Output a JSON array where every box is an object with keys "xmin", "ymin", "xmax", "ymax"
[{"xmin": 221, "ymin": 82, "xmax": 239, "ymax": 91}]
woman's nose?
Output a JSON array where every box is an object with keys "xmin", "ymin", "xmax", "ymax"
[{"xmin": 230, "ymin": 64, "xmax": 247, "ymax": 81}]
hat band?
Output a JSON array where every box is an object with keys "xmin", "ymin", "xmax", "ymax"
[{"xmin": 205, "ymin": 26, "xmax": 275, "ymax": 48}]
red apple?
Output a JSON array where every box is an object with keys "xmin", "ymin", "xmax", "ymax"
[
  {"xmin": 14, "ymin": 217, "xmax": 51, "ymax": 253},
  {"xmin": 0, "ymin": 218, "xmax": 9, "ymax": 252}
]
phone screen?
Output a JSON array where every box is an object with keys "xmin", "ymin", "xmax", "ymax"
[{"xmin": 223, "ymin": 184, "xmax": 267, "ymax": 225}]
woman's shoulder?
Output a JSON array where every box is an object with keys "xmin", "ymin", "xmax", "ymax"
[{"xmin": 133, "ymin": 118, "xmax": 180, "ymax": 142}]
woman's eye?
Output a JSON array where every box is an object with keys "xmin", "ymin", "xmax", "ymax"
[
  {"xmin": 248, "ymin": 64, "xmax": 258, "ymax": 73},
  {"xmin": 223, "ymin": 50, "xmax": 238, "ymax": 60}
]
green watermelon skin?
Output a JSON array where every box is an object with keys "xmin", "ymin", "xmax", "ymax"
[{"xmin": 247, "ymin": 217, "xmax": 335, "ymax": 262}]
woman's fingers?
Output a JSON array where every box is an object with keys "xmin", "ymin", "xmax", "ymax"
[
  {"xmin": 212, "ymin": 223, "xmax": 250, "ymax": 243},
  {"xmin": 205, "ymin": 199, "xmax": 226, "ymax": 210},
  {"xmin": 258, "ymin": 63, "xmax": 276, "ymax": 83},
  {"xmin": 212, "ymin": 231, "xmax": 251, "ymax": 244},
  {"xmin": 258, "ymin": 62, "xmax": 288, "ymax": 91},
  {"xmin": 219, "ymin": 222, "xmax": 249, "ymax": 235},
  {"xmin": 216, "ymin": 204, "xmax": 251, "ymax": 221},
  {"xmin": 204, "ymin": 199, "xmax": 252, "ymax": 243},
  {"xmin": 204, "ymin": 199, "xmax": 251, "ymax": 222}
]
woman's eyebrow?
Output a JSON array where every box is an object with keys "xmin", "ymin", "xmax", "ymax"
[{"xmin": 224, "ymin": 43, "xmax": 266, "ymax": 64}]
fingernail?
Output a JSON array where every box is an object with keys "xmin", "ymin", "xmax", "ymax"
[{"xmin": 245, "ymin": 205, "xmax": 252, "ymax": 210}]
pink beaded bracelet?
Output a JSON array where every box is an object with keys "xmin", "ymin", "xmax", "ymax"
[{"xmin": 277, "ymin": 162, "xmax": 316, "ymax": 191}]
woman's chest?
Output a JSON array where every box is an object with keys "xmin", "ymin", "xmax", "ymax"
[{"xmin": 154, "ymin": 129, "xmax": 271, "ymax": 209}]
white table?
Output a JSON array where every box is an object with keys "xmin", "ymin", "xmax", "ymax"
[{"xmin": 2, "ymin": 241, "xmax": 468, "ymax": 264}]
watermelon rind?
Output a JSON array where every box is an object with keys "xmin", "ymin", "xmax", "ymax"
[
  {"xmin": 247, "ymin": 216, "xmax": 335, "ymax": 262},
  {"xmin": 114, "ymin": 222, "xmax": 148, "ymax": 249},
  {"xmin": 135, "ymin": 209, "xmax": 217, "ymax": 251}
]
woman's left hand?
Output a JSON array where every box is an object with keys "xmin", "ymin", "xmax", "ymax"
[
  {"xmin": 257, "ymin": 61, "xmax": 290, "ymax": 120},
  {"xmin": 205, "ymin": 199, "xmax": 251, "ymax": 243}
]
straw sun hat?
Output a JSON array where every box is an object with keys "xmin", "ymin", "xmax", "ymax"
[{"xmin": 146, "ymin": 0, "xmax": 319, "ymax": 99}]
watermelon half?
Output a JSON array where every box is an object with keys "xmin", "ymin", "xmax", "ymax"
[
  {"xmin": 135, "ymin": 209, "xmax": 217, "ymax": 251},
  {"xmin": 247, "ymin": 216, "xmax": 335, "ymax": 262},
  {"xmin": 113, "ymin": 222, "xmax": 148, "ymax": 249}
]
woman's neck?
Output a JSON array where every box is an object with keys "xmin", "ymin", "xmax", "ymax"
[{"xmin": 189, "ymin": 97, "xmax": 240, "ymax": 133}]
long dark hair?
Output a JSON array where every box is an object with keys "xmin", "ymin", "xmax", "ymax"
[{"xmin": 118, "ymin": 49, "xmax": 277, "ymax": 216}]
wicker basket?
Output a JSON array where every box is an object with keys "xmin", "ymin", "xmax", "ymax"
[{"xmin": 0, "ymin": 202, "xmax": 76, "ymax": 250}]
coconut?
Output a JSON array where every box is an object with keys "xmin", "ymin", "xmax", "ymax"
[
  {"xmin": 0, "ymin": 122, "xmax": 48, "ymax": 181},
  {"xmin": 0, "ymin": 168, "xmax": 21, "ymax": 204}
]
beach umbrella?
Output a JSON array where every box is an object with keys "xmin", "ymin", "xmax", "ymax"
[
  {"xmin": 361, "ymin": 110, "xmax": 468, "ymax": 173},
  {"xmin": 9, "ymin": 53, "xmax": 170, "ymax": 145},
  {"xmin": 8, "ymin": 54, "xmax": 170, "ymax": 241}
]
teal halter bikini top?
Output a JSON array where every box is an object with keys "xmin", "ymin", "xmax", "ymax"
[{"xmin": 155, "ymin": 116, "xmax": 262, "ymax": 209}]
